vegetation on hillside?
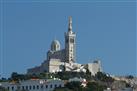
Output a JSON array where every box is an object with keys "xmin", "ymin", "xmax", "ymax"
[
  {"xmin": 54, "ymin": 81, "xmax": 107, "ymax": 91},
  {"xmin": 0, "ymin": 71, "xmax": 134, "ymax": 91}
]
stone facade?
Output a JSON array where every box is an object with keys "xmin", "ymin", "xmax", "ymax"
[
  {"xmin": 27, "ymin": 17, "xmax": 102, "ymax": 76},
  {"xmin": 87, "ymin": 60, "xmax": 102, "ymax": 76}
]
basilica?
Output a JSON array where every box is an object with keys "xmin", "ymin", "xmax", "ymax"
[{"xmin": 27, "ymin": 17, "xmax": 102, "ymax": 76}]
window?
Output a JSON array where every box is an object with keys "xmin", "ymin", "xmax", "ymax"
[
  {"xmin": 59, "ymin": 84, "xmax": 62, "ymax": 87},
  {"xmin": 22, "ymin": 86, "xmax": 24, "ymax": 90},
  {"xmin": 26, "ymin": 86, "xmax": 28, "ymax": 90},
  {"xmin": 55, "ymin": 84, "xmax": 57, "ymax": 88},
  {"xmin": 7, "ymin": 87, "xmax": 9, "ymax": 90},
  {"xmin": 12, "ymin": 86, "xmax": 14, "ymax": 90},
  {"xmin": 66, "ymin": 39, "xmax": 68, "ymax": 43},
  {"xmin": 37, "ymin": 85, "xmax": 39, "ymax": 89},
  {"xmin": 54, "ymin": 45, "xmax": 56, "ymax": 50},
  {"xmin": 46, "ymin": 85, "xmax": 48, "ymax": 88},
  {"xmin": 70, "ymin": 38, "xmax": 74, "ymax": 43},
  {"xmin": 33, "ymin": 85, "xmax": 35, "ymax": 90},
  {"xmin": 57, "ymin": 45, "xmax": 59, "ymax": 49},
  {"xmin": 29, "ymin": 86, "xmax": 31, "ymax": 90},
  {"xmin": 50, "ymin": 84, "xmax": 52, "ymax": 88}
]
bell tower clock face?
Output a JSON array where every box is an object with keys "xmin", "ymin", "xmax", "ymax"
[{"xmin": 70, "ymin": 38, "xmax": 74, "ymax": 43}]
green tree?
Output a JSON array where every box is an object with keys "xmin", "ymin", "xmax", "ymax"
[
  {"xmin": 95, "ymin": 72, "xmax": 114, "ymax": 83},
  {"xmin": 11, "ymin": 72, "xmax": 19, "ymax": 81},
  {"xmin": 86, "ymin": 82, "xmax": 107, "ymax": 91},
  {"xmin": 126, "ymin": 75, "xmax": 134, "ymax": 79},
  {"xmin": 65, "ymin": 81, "xmax": 83, "ymax": 91}
]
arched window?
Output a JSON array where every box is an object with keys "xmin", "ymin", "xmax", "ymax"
[
  {"xmin": 59, "ymin": 84, "xmax": 62, "ymax": 87},
  {"xmin": 33, "ymin": 85, "xmax": 35, "ymax": 90},
  {"xmin": 37, "ymin": 85, "xmax": 39, "ymax": 89},
  {"xmin": 50, "ymin": 84, "xmax": 52, "ymax": 88},
  {"xmin": 7, "ymin": 87, "xmax": 9, "ymax": 90},
  {"xmin": 29, "ymin": 86, "xmax": 31, "ymax": 90},
  {"xmin": 22, "ymin": 86, "xmax": 24, "ymax": 90},
  {"xmin": 26, "ymin": 86, "xmax": 28, "ymax": 90},
  {"xmin": 12, "ymin": 86, "xmax": 14, "ymax": 90},
  {"xmin": 55, "ymin": 84, "xmax": 57, "ymax": 88},
  {"xmin": 46, "ymin": 85, "xmax": 48, "ymax": 88}
]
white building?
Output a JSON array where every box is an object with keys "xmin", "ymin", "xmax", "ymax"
[
  {"xmin": 0, "ymin": 79, "xmax": 64, "ymax": 91},
  {"xmin": 27, "ymin": 16, "xmax": 102, "ymax": 76}
]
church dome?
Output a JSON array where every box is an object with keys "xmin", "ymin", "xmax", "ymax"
[{"xmin": 51, "ymin": 39, "xmax": 61, "ymax": 51}]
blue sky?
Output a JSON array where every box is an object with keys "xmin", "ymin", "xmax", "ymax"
[{"xmin": 0, "ymin": 0, "xmax": 136, "ymax": 78}]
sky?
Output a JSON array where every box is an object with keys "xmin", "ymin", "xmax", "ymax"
[{"xmin": 0, "ymin": 0, "xmax": 136, "ymax": 78}]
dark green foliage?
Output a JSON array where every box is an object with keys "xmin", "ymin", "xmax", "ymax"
[
  {"xmin": 65, "ymin": 81, "xmax": 82, "ymax": 89},
  {"xmin": 0, "ymin": 77, "xmax": 7, "ymax": 82},
  {"xmin": 10, "ymin": 72, "xmax": 56, "ymax": 81},
  {"xmin": 1, "ymin": 71, "xmax": 133, "ymax": 91},
  {"xmin": 95, "ymin": 72, "xmax": 114, "ymax": 83},
  {"xmin": 65, "ymin": 81, "xmax": 84, "ymax": 91},
  {"xmin": 3, "ymin": 71, "xmax": 93, "ymax": 82},
  {"xmin": 4, "ymin": 71, "xmax": 114, "ymax": 83},
  {"xmin": 11, "ymin": 72, "xmax": 24, "ymax": 81},
  {"xmin": 11, "ymin": 72, "xmax": 35, "ymax": 81},
  {"xmin": 126, "ymin": 75, "xmax": 134, "ymax": 79},
  {"xmin": 86, "ymin": 82, "xmax": 107, "ymax": 91}
]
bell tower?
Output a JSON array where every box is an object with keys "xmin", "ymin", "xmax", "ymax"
[{"xmin": 65, "ymin": 16, "xmax": 76, "ymax": 63}]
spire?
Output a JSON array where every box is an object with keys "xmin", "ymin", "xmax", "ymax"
[{"xmin": 68, "ymin": 16, "xmax": 72, "ymax": 32}]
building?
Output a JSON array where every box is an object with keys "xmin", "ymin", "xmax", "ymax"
[
  {"xmin": 0, "ymin": 79, "xmax": 64, "ymax": 91},
  {"xmin": 27, "ymin": 16, "xmax": 102, "ymax": 76}
]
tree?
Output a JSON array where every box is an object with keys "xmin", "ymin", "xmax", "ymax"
[
  {"xmin": 65, "ymin": 81, "xmax": 83, "ymax": 91},
  {"xmin": 86, "ymin": 82, "xmax": 107, "ymax": 91},
  {"xmin": 126, "ymin": 75, "xmax": 134, "ymax": 79},
  {"xmin": 11, "ymin": 72, "xmax": 19, "ymax": 81},
  {"xmin": 95, "ymin": 72, "xmax": 114, "ymax": 83},
  {"xmin": 0, "ymin": 77, "xmax": 7, "ymax": 82}
]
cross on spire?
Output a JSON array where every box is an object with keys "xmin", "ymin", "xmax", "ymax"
[{"xmin": 68, "ymin": 16, "xmax": 72, "ymax": 32}]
